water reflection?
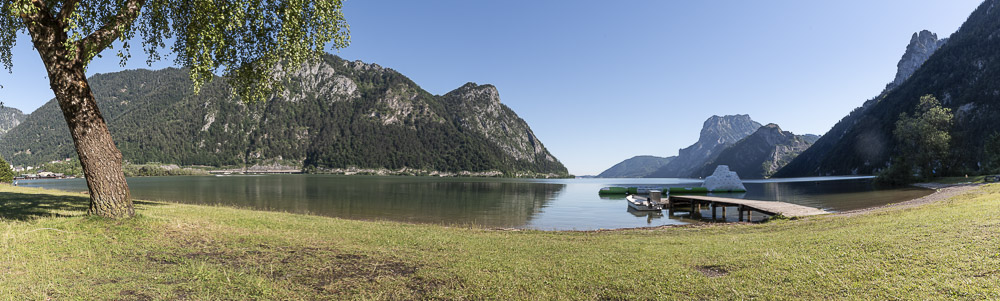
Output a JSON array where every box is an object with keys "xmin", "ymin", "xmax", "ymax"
[
  {"xmin": 18, "ymin": 176, "xmax": 932, "ymax": 230},
  {"xmin": 626, "ymin": 208, "xmax": 664, "ymax": 225},
  {"xmin": 22, "ymin": 175, "xmax": 566, "ymax": 229}
]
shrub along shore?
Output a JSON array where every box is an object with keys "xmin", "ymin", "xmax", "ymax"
[{"xmin": 0, "ymin": 184, "xmax": 997, "ymax": 299}]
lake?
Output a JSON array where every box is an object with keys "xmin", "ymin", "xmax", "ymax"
[{"xmin": 18, "ymin": 175, "xmax": 932, "ymax": 230}]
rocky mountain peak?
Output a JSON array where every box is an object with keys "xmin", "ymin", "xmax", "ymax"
[
  {"xmin": 889, "ymin": 30, "xmax": 947, "ymax": 90},
  {"xmin": 648, "ymin": 114, "xmax": 762, "ymax": 178},
  {"xmin": 697, "ymin": 114, "xmax": 763, "ymax": 146},
  {"xmin": 344, "ymin": 59, "xmax": 386, "ymax": 73},
  {"xmin": 0, "ymin": 106, "xmax": 26, "ymax": 136},
  {"xmin": 441, "ymin": 83, "xmax": 559, "ymax": 165},
  {"xmin": 697, "ymin": 122, "xmax": 816, "ymax": 179},
  {"xmin": 447, "ymin": 83, "xmax": 501, "ymax": 104}
]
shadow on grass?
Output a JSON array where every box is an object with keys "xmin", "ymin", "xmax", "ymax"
[{"xmin": 0, "ymin": 192, "xmax": 161, "ymax": 221}]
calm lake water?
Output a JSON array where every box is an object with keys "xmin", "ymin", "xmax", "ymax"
[{"xmin": 19, "ymin": 175, "xmax": 932, "ymax": 230}]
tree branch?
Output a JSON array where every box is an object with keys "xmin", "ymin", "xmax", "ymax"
[
  {"xmin": 77, "ymin": 0, "xmax": 145, "ymax": 63},
  {"xmin": 17, "ymin": 0, "xmax": 59, "ymax": 40},
  {"xmin": 28, "ymin": 0, "xmax": 48, "ymax": 11},
  {"xmin": 18, "ymin": 0, "xmax": 51, "ymax": 20},
  {"xmin": 56, "ymin": 0, "xmax": 80, "ymax": 24}
]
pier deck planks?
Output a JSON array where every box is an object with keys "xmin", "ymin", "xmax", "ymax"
[{"xmin": 669, "ymin": 195, "xmax": 827, "ymax": 218}]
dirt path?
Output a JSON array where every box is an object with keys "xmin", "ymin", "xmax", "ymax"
[{"xmin": 834, "ymin": 183, "xmax": 986, "ymax": 217}]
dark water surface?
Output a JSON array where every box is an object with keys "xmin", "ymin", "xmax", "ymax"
[{"xmin": 19, "ymin": 175, "xmax": 931, "ymax": 230}]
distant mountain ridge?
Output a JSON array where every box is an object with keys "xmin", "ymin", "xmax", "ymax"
[
  {"xmin": 777, "ymin": 0, "xmax": 1000, "ymax": 177},
  {"xmin": 0, "ymin": 55, "xmax": 568, "ymax": 177},
  {"xmin": 695, "ymin": 123, "xmax": 818, "ymax": 179},
  {"xmin": 0, "ymin": 106, "xmax": 25, "ymax": 137},
  {"xmin": 647, "ymin": 114, "xmax": 762, "ymax": 178},
  {"xmin": 596, "ymin": 155, "xmax": 675, "ymax": 178},
  {"xmin": 598, "ymin": 115, "xmax": 816, "ymax": 179}
]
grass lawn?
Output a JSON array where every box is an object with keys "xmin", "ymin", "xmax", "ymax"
[
  {"xmin": 931, "ymin": 175, "xmax": 989, "ymax": 185},
  {"xmin": 1, "ymin": 184, "xmax": 998, "ymax": 300}
]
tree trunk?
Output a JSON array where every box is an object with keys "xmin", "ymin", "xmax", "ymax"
[
  {"xmin": 25, "ymin": 14, "xmax": 134, "ymax": 219},
  {"xmin": 51, "ymin": 70, "xmax": 135, "ymax": 219}
]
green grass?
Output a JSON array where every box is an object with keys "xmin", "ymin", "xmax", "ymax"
[
  {"xmin": 1, "ymin": 184, "xmax": 999, "ymax": 300},
  {"xmin": 931, "ymin": 175, "xmax": 988, "ymax": 185}
]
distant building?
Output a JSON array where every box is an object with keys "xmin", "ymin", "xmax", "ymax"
[{"xmin": 33, "ymin": 172, "xmax": 66, "ymax": 179}]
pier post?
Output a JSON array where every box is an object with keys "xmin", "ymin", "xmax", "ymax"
[
  {"xmin": 722, "ymin": 206, "xmax": 727, "ymax": 222},
  {"xmin": 738, "ymin": 205, "xmax": 744, "ymax": 222},
  {"xmin": 711, "ymin": 203, "xmax": 716, "ymax": 221}
]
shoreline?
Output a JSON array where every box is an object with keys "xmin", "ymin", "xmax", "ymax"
[
  {"xmin": 1, "ymin": 182, "xmax": 998, "ymax": 298},
  {"xmin": 10, "ymin": 180, "xmax": 979, "ymax": 232},
  {"xmin": 559, "ymin": 182, "xmax": 987, "ymax": 232},
  {"xmin": 834, "ymin": 182, "xmax": 985, "ymax": 218}
]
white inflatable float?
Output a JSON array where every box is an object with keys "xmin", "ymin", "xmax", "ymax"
[{"xmin": 702, "ymin": 165, "xmax": 747, "ymax": 192}]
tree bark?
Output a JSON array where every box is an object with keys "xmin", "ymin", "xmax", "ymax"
[
  {"xmin": 52, "ymin": 68, "xmax": 134, "ymax": 219},
  {"xmin": 23, "ymin": 7, "xmax": 134, "ymax": 219}
]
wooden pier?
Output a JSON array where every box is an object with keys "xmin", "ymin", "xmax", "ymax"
[{"xmin": 668, "ymin": 195, "xmax": 827, "ymax": 221}]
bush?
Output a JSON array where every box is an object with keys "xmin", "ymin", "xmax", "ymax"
[{"xmin": 0, "ymin": 155, "xmax": 13, "ymax": 183}]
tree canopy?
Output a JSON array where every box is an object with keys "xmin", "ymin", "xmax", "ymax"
[
  {"xmin": 1, "ymin": 0, "xmax": 350, "ymax": 102},
  {"xmin": 879, "ymin": 94, "xmax": 953, "ymax": 184},
  {"xmin": 1, "ymin": 0, "xmax": 350, "ymax": 218},
  {"xmin": 984, "ymin": 132, "xmax": 1000, "ymax": 174},
  {"xmin": 0, "ymin": 154, "xmax": 13, "ymax": 183}
]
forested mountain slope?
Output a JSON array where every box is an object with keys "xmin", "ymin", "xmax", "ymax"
[
  {"xmin": 777, "ymin": 0, "xmax": 1000, "ymax": 176},
  {"xmin": 775, "ymin": 30, "xmax": 947, "ymax": 177},
  {"xmin": 0, "ymin": 55, "xmax": 568, "ymax": 177}
]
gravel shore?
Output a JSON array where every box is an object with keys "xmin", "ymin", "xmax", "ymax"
[{"xmin": 835, "ymin": 183, "xmax": 986, "ymax": 217}]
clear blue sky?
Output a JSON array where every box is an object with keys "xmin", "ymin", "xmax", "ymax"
[{"xmin": 0, "ymin": 0, "xmax": 985, "ymax": 175}]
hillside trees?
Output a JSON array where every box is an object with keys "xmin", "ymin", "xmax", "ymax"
[
  {"xmin": 984, "ymin": 133, "xmax": 1000, "ymax": 173},
  {"xmin": 0, "ymin": 154, "xmax": 12, "ymax": 183},
  {"xmin": 1, "ymin": 0, "xmax": 349, "ymax": 218},
  {"xmin": 879, "ymin": 95, "xmax": 953, "ymax": 184}
]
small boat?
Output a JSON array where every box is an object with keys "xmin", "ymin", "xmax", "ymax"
[{"xmin": 626, "ymin": 195, "xmax": 664, "ymax": 211}]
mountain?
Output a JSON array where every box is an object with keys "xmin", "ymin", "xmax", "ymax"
[
  {"xmin": 777, "ymin": 0, "xmax": 1000, "ymax": 177},
  {"xmin": 0, "ymin": 106, "xmax": 25, "ymax": 137},
  {"xmin": 775, "ymin": 30, "xmax": 947, "ymax": 177},
  {"xmin": 596, "ymin": 155, "xmax": 675, "ymax": 178},
  {"xmin": 647, "ymin": 115, "xmax": 762, "ymax": 178},
  {"xmin": 887, "ymin": 30, "xmax": 949, "ymax": 90},
  {"xmin": 777, "ymin": 30, "xmax": 950, "ymax": 178},
  {"xmin": 695, "ymin": 124, "xmax": 818, "ymax": 179},
  {"xmin": 0, "ymin": 55, "xmax": 569, "ymax": 177}
]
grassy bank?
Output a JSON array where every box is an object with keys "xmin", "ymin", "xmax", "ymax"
[
  {"xmin": 1, "ymin": 185, "xmax": 998, "ymax": 299},
  {"xmin": 931, "ymin": 175, "xmax": 988, "ymax": 185}
]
